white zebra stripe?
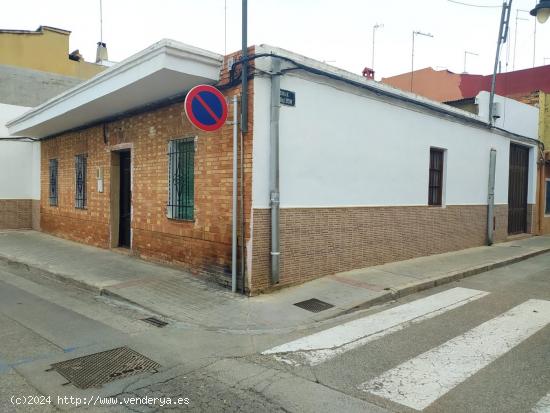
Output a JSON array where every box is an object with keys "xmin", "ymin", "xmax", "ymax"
[
  {"xmin": 359, "ymin": 299, "xmax": 550, "ymax": 411},
  {"xmin": 533, "ymin": 393, "xmax": 550, "ymax": 413},
  {"xmin": 263, "ymin": 287, "xmax": 489, "ymax": 366}
]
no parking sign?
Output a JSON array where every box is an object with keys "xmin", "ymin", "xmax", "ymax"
[{"xmin": 184, "ymin": 85, "xmax": 228, "ymax": 132}]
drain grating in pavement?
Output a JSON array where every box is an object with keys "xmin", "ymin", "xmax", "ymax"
[
  {"xmin": 294, "ymin": 298, "xmax": 334, "ymax": 313},
  {"xmin": 141, "ymin": 317, "xmax": 168, "ymax": 327},
  {"xmin": 50, "ymin": 347, "xmax": 160, "ymax": 389}
]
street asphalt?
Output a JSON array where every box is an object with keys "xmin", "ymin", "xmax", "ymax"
[{"xmin": 0, "ymin": 249, "xmax": 549, "ymax": 412}]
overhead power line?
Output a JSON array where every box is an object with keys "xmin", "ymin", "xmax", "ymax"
[{"xmin": 447, "ymin": 0, "xmax": 502, "ymax": 8}]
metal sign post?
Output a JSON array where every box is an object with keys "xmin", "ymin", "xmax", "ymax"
[{"xmin": 232, "ymin": 95, "xmax": 238, "ymax": 293}]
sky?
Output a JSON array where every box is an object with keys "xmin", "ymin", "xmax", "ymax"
[{"xmin": 1, "ymin": 0, "xmax": 549, "ymax": 80}]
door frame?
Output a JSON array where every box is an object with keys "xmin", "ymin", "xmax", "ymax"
[
  {"xmin": 109, "ymin": 144, "xmax": 133, "ymax": 249},
  {"xmin": 507, "ymin": 143, "xmax": 530, "ymax": 235}
]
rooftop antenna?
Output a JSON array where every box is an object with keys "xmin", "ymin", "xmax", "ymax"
[
  {"xmin": 224, "ymin": 0, "xmax": 227, "ymax": 55},
  {"xmin": 512, "ymin": 9, "xmax": 529, "ymax": 70},
  {"xmin": 411, "ymin": 30, "xmax": 434, "ymax": 92},
  {"xmin": 463, "ymin": 50, "xmax": 479, "ymax": 73},
  {"xmin": 372, "ymin": 23, "xmax": 384, "ymax": 74},
  {"xmin": 99, "ymin": 0, "xmax": 103, "ymax": 44}
]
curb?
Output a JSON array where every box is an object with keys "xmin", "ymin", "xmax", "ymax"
[
  {"xmin": 0, "ymin": 253, "xmax": 104, "ymax": 294},
  {"xmin": 1, "ymin": 246, "xmax": 550, "ymax": 332},
  {"xmin": 340, "ymin": 247, "xmax": 550, "ymax": 316}
]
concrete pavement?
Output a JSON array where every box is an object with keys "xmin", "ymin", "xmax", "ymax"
[{"xmin": 1, "ymin": 230, "xmax": 550, "ymax": 332}]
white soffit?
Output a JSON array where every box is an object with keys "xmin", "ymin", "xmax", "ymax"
[{"xmin": 7, "ymin": 39, "xmax": 223, "ymax": 138}]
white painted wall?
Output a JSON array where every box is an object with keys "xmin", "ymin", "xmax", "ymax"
[
  {"xmin": 252, "ymin": 71, "xmax": 537, "ymax": 209},
  {"xmin": 0, "ymin": 102, "xmax": 40, "ymax": 200},
  {"xmin": 476, "ymin": 91, "xmax": 539, "ymax": 139}
]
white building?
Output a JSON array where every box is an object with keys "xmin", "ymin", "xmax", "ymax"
[{"xmin": 6, "ymin": 41, "xmax": 541, "ymax": 293}]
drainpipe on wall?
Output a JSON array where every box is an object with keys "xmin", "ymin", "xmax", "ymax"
[
  {"xmin": 270, "ymin": 58, "xmax": 282, "ymax": 284},
  {"xmin": 487, "ymin": 148, "xmax": 497, "ymax": 245},
  {"xmin": 232, "ymin": 95, "xmax": 238, "ymax": 293}
]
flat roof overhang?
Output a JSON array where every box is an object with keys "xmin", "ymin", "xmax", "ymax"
[{"xmin": 7, "ymin": 39, "xmax": 223, "ymax": 139}]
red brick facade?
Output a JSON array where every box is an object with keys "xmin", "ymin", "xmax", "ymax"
[
  {"xmin": 40, "ymin": 50, "xmax": 254, "ymax": 287},
  {"xmin": 0, "ymin": 199, "xmax": 33, "ymax": 229},
  {"xmin": 249, "ymin": 204, "xmax": 514, "ymax": 294}
]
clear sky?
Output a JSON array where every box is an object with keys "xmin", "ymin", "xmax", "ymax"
[{"xmin": 1, "ymin": 0, "xmax": 549, "ymax": 79}]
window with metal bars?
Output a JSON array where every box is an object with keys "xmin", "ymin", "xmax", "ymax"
[
  {"xmin": 75, "ymin": 154, "xmax": 87, "ymax": 209},
  {"xmin": 167, "ymin": 138, "xmax": 195, "ymax": 220},
  {"xmin": 49, "ymin": 159, "xmax": 58, "ymax": 206},
  {"xmin": 428, "ymin": 148, "xmax": 444, "ymax": 206}
]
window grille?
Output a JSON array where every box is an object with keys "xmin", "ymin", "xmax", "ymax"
[
  {"xmin": 49, "ymin": 159, "xmax": 58, "ymax": 206},
  {"xmin": 167, "ymin": 138, "xmax": 195, "ymax": 220},
  {"xmin": 75, "ymin": 154, "xmax": 87, "ymax": 209},
  {"xmin": 546, "ymin": 180, "xmax": 550, "ymax": 215},
  {"xmin": 428, "ymin": 148, "xmax": 444, "ymax": 206}
]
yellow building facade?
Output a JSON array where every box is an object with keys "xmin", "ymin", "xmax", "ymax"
[
  {"xmin": 0, "ymin": 26, "xmax": 104, "ymax": 79},
  {"xmin": 536, "ymin": 92, "xmax": 550, "ymax": 234}
]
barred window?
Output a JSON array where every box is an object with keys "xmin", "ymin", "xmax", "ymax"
[
  {"xmin": 428, "ymin": 148, "xmax": 444, "ymax": 206},
  {"xmin": 167, "ymin": 138, "xmax": 195, "ymax": 220},
  {"xmin": 49, "ymin": 159, "xmax": 58, "ymax": 206},
  {"xmin": 75, "ymin": 154, "xmax": 87, "ymax": 209}
]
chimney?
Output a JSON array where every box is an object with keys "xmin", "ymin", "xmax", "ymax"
[
  {"xmin": 96, "ymin": 42, "xmax": 108, "ymax": 63},
  {"xmin": 362, "ymin": 67, "xmax": 375, "ymax": 80}
]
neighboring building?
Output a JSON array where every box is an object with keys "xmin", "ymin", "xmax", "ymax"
[
  {"xmin": 0, "ymin": 26, "xmax": 107, "ymax": 230},
  {"xmin": 7, "ymin": 40, "xmax": 540, "ymax": 294},
  {"xmin": 383, "ymin": 66, "xmax": 550, "ymax": 241},
  {"xmin": 0, "ymin": 26, "xmax": 104, "ymax": 79},
  {"xmin": 381, "ymin": 65, "xmax": 550, "ymax": 103},
  {"xmin": 381, "ymin": 68, "xmax": 464, "ymax": 102}
]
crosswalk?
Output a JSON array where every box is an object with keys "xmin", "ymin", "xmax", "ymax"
[
  {"xmin": 262, "ymin": 287, "xmax": 550, "ymax": 412},
  {"xmin": 533, "ymin": 393, "xmax": 550, "ymax": 413}
]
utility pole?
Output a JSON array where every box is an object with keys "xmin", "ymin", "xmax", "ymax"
[
  {"xmin": 411, "ymin": 30, "xmax": 434, "ymax": 92},
  {"xmin": 489, "ymin": 0, "xmax": 513, "ymax": 124}
]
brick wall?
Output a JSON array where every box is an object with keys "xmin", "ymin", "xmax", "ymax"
[
  {"xmin": 249, "ymin": 204, "xmax": 510, "ymax": 294},
  {"xmin": 0, "ymin": 199, "xmax": 32, "ymax": 229},
  {"xmin": 40, "ymin": 48, "xmax": 255, "ymax": 285}
]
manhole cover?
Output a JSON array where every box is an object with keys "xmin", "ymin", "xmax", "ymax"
[
  {"xmin": 50, "ymin": 347, "xmax": 160, "ymax": 389},
  {"xmin": 294, "ymin": 298, "xmax": 334, "ymax": 313}
]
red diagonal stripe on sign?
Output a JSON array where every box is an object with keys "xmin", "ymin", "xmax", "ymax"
[{"xmin": 195, "ymin": 93, "xmax": 220, "ymax": 123}]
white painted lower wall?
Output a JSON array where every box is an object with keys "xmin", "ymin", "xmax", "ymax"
[
  {"xmin": 0, "ymin": 103, "xmax": 39, "ymax": 200},
  {"xmin": 252, "ymin": 70, "xmax": 537, "ymax": 209}
]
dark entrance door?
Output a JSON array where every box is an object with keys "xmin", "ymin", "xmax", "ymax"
[
  {"xmin": 119, "ymin": 151, "xmax": 132, "ymax": 247},
  {"xmin": 508, "ymin": 144, "xmax": 529, "ymax": 235}
]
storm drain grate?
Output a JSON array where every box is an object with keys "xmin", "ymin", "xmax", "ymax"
[
  {"xmin": 141, "ymin": 317, "xmax": 168, "ymax": 327},
  {"xmin": 294, "ymin": 298, "xmax": 334, "ymax": 313},
  {"xmin": 50, "ymin": 347, "xmax": 160, "ymax": 389}
]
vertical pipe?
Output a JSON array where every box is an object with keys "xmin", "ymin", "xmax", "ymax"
[
  {"xmin": 240, "ymin": 128, "xmax": 245, "ymax": 294},
  {"xmin": 270, "ymin": 58, "xmax": 281, "ymax": 284},
  {"xmin": 488, "ymin": 149, "xmax": 497, "ymax": 245},
  {"xmin": 489, "ymin": 0, "xmax": 512, "ymax": 124},
  {"xmin": 241, "ymin": 0, "xmax": 248, "ymax": 134},
  {"xmin": 411, "ymin": 32, "xmax": 415, "ymax": 92},
  {"xmin": 232, "ymin": 95, "xmax": 238, "ymax": 293},
  {"xmin": 372, "ymin": 25, "xmax": 376, "ymax": 70}
]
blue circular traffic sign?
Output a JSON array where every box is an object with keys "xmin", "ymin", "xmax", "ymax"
[{"xmin": 184, "ymin": 85, "xmax": 228, "ymax": 132}]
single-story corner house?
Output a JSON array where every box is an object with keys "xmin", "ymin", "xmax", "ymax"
[{"xmin": 7, "ymin": 39, "xmax": 540, "ymax": 295}]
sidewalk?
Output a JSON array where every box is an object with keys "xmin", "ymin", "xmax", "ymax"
[{"xmin": 1, "ymin": 230, "xmax": 550, "ymax": 332}]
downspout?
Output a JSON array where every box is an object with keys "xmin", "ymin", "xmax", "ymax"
[
  {"xmin": 487, "ymin": 148, "xmax": 497, "ymax": 245},
  {"xmin": 270, "ymin": 58, "xmax": 281, "ymax": 284}
]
